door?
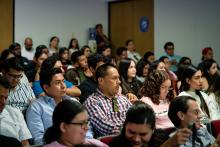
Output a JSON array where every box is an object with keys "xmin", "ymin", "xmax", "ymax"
[{"xmin": 109, "ymin": 0, "xmax": 154, "ymax": 56}]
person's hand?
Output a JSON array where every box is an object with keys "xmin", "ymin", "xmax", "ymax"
[
  {"xmin": 126, "ymin": 93, "xmax": 138, "ymax": 103},
  {"xmin": 211, "ymin": 134, "xmax": 220, "ymax": 147},
  {"xmin": 173, "ymin": 128, "xmax": 192, "ymax": 145}
]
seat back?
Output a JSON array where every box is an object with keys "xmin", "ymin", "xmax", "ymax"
[
  {"xmin": 211, "ymin": 120, "xmax": 220, "ymax": 137},
  {"xmin": 98, "ymin": 135, "xmax": 116, "ymax": 145}
]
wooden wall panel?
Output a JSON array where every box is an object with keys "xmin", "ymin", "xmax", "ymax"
[{"xmin": 0, "ymin": 0, "xmax": 13, "ymax": 52}]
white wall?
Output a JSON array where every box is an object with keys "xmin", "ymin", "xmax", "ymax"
[
  {"xmin": 15, "ymin": 0, "xmax": 108, "ymax": 48},
  {"xmin": 15, "ymin": 0, "xmax": 220, "ymax": 65},
  {"xmin": 155, "ymin": 0, "xmax": 220, "ymax": 66}
]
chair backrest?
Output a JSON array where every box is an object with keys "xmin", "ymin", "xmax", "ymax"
[
  {"xmin": 211, "ymin": 120, "xmax": 220, "ymax": 137},
  {"xmin": 98, "ymin": 135, "xmax": 116, "ymax": 145}
]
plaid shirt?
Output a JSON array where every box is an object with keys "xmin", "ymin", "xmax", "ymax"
[{"xmin": 84, "ymin": 89, "xmax": 131, "ymax": 137}]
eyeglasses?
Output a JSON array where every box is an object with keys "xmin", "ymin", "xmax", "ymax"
[
  {"xmin": 70, "ymin": 121, "xmax": 90, "ymax": 129},
  {"xmin": 160, "ymin": 85, "xmax": 173, "ymax": 91},
  {"xmin": 187, "ymin": 109, "xmax": 201, "ymax": 115},
  {"xmin": 7, "ymin": 73, "xmax": 23, "ymax": 80}
]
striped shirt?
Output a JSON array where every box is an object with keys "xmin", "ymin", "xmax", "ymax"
[
  {"xmin": 7, "ymin": 82, "xmax": 36, "ymax": 112},
  {"xmin": 84, "ymin": 89, "xmax": 131, "ymax": 137}
]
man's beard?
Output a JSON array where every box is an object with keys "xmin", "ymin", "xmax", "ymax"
[{"xmin": 26, "ymin": 47, "xmax": 32, "ymax": 51}]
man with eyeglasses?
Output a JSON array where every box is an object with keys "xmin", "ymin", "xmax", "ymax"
[
  {"xmin": 2, "ymin": 57, "xmax": 36, "ymax": 114},
  {"xmin": 84, "ymin": 63, "xmax": 131, "ymax": 137},
  {"xmin": 166, "ymin": 96, "xmax": 220, "ymax": 147},
  {"xmin": 0, "ymin": 75, "xmax": 32, "ymax": 146},
  {"xmin": 161, "ymin": 41, "xmax": 181, "ymax": 72}
]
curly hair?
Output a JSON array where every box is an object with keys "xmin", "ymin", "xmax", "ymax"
[{"xmin": 138, "ymin": 70, "xmax": 170, "ymax": 104}]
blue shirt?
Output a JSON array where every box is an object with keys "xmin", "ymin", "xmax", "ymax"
[
  {"xmin": 32, "ymin": 80, "xmax": 73, "ymax": 98},
  {"xmin": 162, "ymin": 52, "xmax": 181, "ymax": 72}
]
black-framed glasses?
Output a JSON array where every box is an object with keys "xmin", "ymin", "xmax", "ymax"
[{"xmin": 70, "ymin": 121, "xmax": 90, "ymax": 129}]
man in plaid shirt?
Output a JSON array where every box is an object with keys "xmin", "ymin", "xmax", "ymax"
[{"xmin": 84, "ymin": 63, "xmax": 131, "ymax": 137}]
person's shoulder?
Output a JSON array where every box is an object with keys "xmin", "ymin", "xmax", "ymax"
[
  {"xmin": 4, "ymin": 105, "xmax": 21, "ymax": 114},
  {"xmin": 84, "ymin": 92, "xmax": 100, "ymax": 105}
]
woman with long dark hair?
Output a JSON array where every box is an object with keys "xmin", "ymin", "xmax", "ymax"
[{"xmin": 178, "ymin": 65, "xmax": 215, "ymax": 120}]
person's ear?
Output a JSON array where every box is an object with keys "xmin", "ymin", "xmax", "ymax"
[
  {"xmin": 186, "ymin": 78, "xmax": 190, "ymax": 85},
  {"xmin": 60, "ymin": 122, "xmax": 67, "ymax": 133},
  {"xmin": 89, "ymin": 67, "xmax": 95, "ymax": 74},
  {"xmin": 177, "ymin": 111, "xmax": 185, "ymax": 120},
  {"xmin": 98, "ymin": 77, "xmax": 103, "ymax": 84},
  {"xmin": 43, "ymin": 85, "xmax": 49, "ymax": 94}
]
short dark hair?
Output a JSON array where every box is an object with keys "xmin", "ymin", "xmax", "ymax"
[
  {"xmin": 125, "ymin": 39, "xmax": 133, "ymax": 46},
  {"xmin": 3, "ymin": 57, "xmax": 24, "ymax": 72},
  {"xmin": 40, "ymin": 55, "xmax": 60, "ymax": 72},
  {"xmin": 40, "ymin": 68, "xmax": 63, "ymax": 93},
  {"xmin": 125, "ymin": 101, "xmax": 156, "ymax": 128},
  {"xmin": 87, "ymin": 53, "xmax": 106, "ymax": 69},
  {"xmin": 95, "ymin": 63, "xmax": 116, "ymax": 82},
  {"xmin": 143, "ymin": 51, "xmax": 154, "ymax": 62},
  {"xmin": 0, "ymin": 75, "xmax": 10, "ymax": 89},
  {"xmin": 70, "ymin": 50, "xmax": 84, "ymax": 64},
  {"xmin": 116, "ymin": 47, "xmax": 127, "ymax": 56},
  {"xmin": 34, "ymin": 45, "xmax": 48, "ymax": 59},
  {"xmin": 164, "ymin": 41, "xmax": 174, "ymax": 50},
  {"xmin": 44, "ymin": 99, "xmax": 85, "ymax": 144},
  {"xmin": 159, "ymin": 56, "xmax": 169, "ymax": 63},
  {"xmin": 95, "ymin": 24, "xmax": 103, "ymax": 29},
  {"xmin": 168, "ymin": 96, "xmax": 196, "ymax": 127},
  {"xmin": 8, "ymin": 42, "xmax": 21, "ymax": 51}
]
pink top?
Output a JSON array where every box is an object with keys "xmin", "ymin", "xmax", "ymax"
[
  {"xmin": 43, "ymin": 139, "xmax": 109, "ymax": 147},
  {"xmin": 43, "ymin": 141, "xmax": 66, "ymax": 147},
  {"xmin": 141, "ymin": 96, "xmax": 174, "ymax": 129}
]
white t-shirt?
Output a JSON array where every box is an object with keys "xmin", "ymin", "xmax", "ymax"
[
  {"xmin": 21, "ymin": 47, "xmax": 34, "ymax": 60},
  {"xmin": 0, "ymin": 105, "xmax": 32, "ymax": 141}
]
